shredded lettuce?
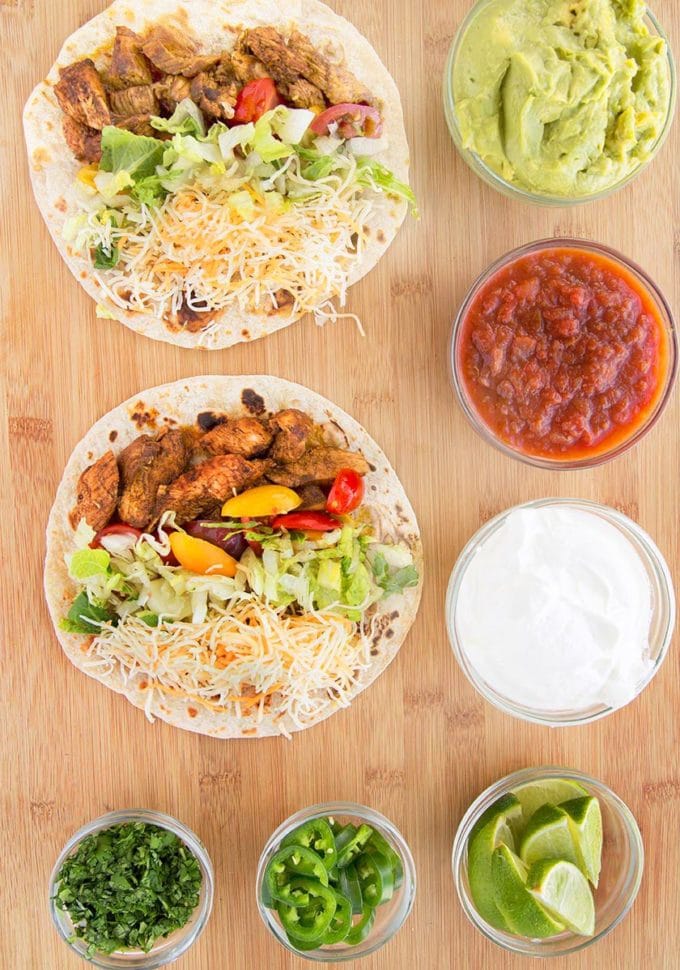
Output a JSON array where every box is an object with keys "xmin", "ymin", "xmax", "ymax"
[
  {"xmin": 150, "ymin": 98, "xmax": 205, "ymax": 138},
  {"xmin": 355, "ymin": 158, "xmax": 418, "ymax": 213}
]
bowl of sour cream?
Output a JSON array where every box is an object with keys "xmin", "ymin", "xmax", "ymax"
[{"xmin": 445, "ymin": 499, "xmax": 675, "ymax": 726}]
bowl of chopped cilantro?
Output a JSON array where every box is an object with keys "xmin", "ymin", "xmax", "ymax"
[{"xmin": 49, "ymin": 809, "xmax": 213, "ymax": 967}]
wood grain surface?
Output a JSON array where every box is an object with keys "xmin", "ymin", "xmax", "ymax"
[{"xmin": 1, "ymin": 1, "xmax": 678, "ymax": 968}]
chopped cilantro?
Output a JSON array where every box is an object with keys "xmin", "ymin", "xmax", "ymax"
[{"xmin": 54, "ymin": 822, "xmax": 202, "ymax": 956}]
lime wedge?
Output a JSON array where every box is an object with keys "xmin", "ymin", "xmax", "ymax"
[
  {"xmin": 491, "ymin": 844, "xmax": 565, "ymax": 939},
  {"xmin": 519, "ymin": 803, "xmax": 581, "ymax": 871},
  {"xmin": 510, "ymin": 778, "xmax": 589, "ymax": 838},
  {"xmin": 560, "ymin": 797, "xmax": 603, "ymax": 888},
  {"xmin": 468, "ymin": 794, "xmax": 522, "ymax": 931},
  {"xmin": 527, "ymin": 858, "xmax": 596, "ymax": 936}
]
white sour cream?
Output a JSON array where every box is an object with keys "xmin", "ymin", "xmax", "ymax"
[{"xmin": 455, "ymin": 506, "xmax": 653, "ymax": 713}]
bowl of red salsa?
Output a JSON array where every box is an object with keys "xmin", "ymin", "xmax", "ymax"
[{"xmin": 450, "ymin": 239, "xmax": 677, "ymax": 468}]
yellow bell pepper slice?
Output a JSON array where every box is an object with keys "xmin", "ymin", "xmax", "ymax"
[
  {"xmin": 222, "ymin": 485, "xmax": 301, "ymax": 518},
  {"xmin": 169, "ymin": 532, "xmax": 237, "ymax": 577},
  {"xmin": 77, "ymin": 164, "xmax": 99, "ymax": 189}
]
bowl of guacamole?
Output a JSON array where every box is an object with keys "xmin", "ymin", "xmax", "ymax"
[{"xmin": 444, "ymin": 0, "xmax": 676, "ymax": 203}]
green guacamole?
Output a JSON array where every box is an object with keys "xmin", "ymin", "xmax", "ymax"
[{"xmin": 452, "ymin": 0, "xmax": 672, "ymax": 197}]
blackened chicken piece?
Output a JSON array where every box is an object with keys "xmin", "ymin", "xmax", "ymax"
[
  {"xmin": 141, "ymin": 24, "xmax": 219, "ymax": 78},
  {"xmin": 287, "ymin": 29, "xmax": 374, "ymax": 105},
  {"xmin": 268, "ymin": 448, "xmax": 369, "ymax": 487},
  {"xmin": 190, "ymin": 69, "xmax": 238, "ymax": 121},
  {"xmin": 69, "ymin": 451, "xmax": 119, "ymax": 531},
  {"xmin": 109, "ymin": 84, "xmax": 159, "ymax": 117},
  {"xmin": 118, "ymin": 429, "xmax": 188, "ymax": 529},
  {"xmin": 202, "ymin": 417, "xmax": 273, "ymax": 458},
  {"xmin": 108, "ymin": 26, "xmax": 153, "ymax": 88},
  {"xmin": 55, "ymin": 59, "xmax": 111, "ymax": 130},
  {"xmin": 154, "ymin": 74, "xmax": 192, "ymax": 113},
  {"xmin": 154, "ymin": 455, "xmax": 270, "ymax": 524},
  {"xmin": 62, "ymin": 116, "xmax": 102, "ymax": 163},
  {"xmin": 269, "ymin": 409, "xmax": 314, "ymax": 463}
]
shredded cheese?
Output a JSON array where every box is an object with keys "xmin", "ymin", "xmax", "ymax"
[
  {"xmin": 80, "ymin": 592, "xmax": 375, "ymax": 736},
  {"xmin": 78, "ymin": 156, "xmax": 379, "ymax": 327}
]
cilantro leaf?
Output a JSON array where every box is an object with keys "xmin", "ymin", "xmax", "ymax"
[
  {"xmin": 60, "ymin": 591, "xmax": 117, "ymax": 635},
  {"xmin": 93, "ymin": 241, "xmax": 119, "ymax": 270}
]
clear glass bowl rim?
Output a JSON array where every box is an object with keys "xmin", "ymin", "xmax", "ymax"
[
  {"xmin": 445, "ymin": 497, "xmax": 676, "ymax": 726},
  {"xmin": 443, "ymin": 1, "xmax": 677, "ymax": 206},
  {"xmin": 255, "ymin": 801, "xmax": 417, "ymax": 962},
  {"xmin": 449, "ymin": 237, "xmax": 678, "ymax": 470},
  {"xmin": 48, "ymin": 809, "xmax": 215, "ymax": 969},
  {"xmin": 451, "ymin": 765, "xmax": 645, "ymax": 956}
]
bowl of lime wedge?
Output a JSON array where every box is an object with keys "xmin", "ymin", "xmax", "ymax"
[{"xmin": 452, "ymin": 768, "xmax": 643, "ymax": 956}]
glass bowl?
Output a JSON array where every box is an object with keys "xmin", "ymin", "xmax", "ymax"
[
  {"xmin": 49, "ymin": 809, "xmax": 214, "ymax": 968},
  {"xmin": 443, "ymin": 1, "xmax": 676, "ymax": 205},
  {"xmin": 256, "ymin": 801, "xmax": 416, "ymax": 961},
  {"xmin": 449, "ymin": 238, "xmax": 678, "ymax": 469},
  {"xmin": 446, "ymin": 498, "xmax": 675, "ymax": 726},
  {"xmin": 452, "ymin": 766, "xmax": 644, "ymax": 956}
]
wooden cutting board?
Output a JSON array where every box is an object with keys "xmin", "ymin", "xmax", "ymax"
[{"xmin": 1, "ymin": 1, "xmax": 678, "ymax": 967}]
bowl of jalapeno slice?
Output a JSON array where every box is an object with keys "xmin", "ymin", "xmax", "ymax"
[{"xmin": 256, "ymin": 802, "xmax": 416, "ymax": 960}]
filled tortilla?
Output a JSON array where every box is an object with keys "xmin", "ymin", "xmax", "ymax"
[
  {"xmin": 24, "ymin": 0, "xmax": 413, "ymax": 348},
  {"xmin": 44, "ymin": 377, "xmax": 422, "ymax": 738}
]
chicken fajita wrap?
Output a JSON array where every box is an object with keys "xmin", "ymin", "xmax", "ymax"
[
  {"xmin": 44, "ymin": 377, "xmax": 422, "ymax": 737},
  {"xmin": 24, "ymin": 0, "xmax": 413, "ymax": 348}
]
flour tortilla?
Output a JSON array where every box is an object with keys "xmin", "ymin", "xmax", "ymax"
[
  {"xmin": 23, "ymin": 0, "xmax": 410, "ymax": 349},
  {"xmin": 44, "ymin": 377, "xmax": 422, "ymax": 737}
]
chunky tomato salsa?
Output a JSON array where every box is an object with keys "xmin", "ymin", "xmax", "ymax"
[{"xmin": 457, "ymin": 247, "xmax": 670, "ymax": 460}]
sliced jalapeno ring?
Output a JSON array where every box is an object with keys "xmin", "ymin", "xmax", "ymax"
[
  {"xmin": 336, "ymin": 823, "xmax": 374, "ymax": 868},
  {"xmin": 345, "ymin": 902, "xmax": 376, "ymax": 945},
  {"xmin": 356, "ymin": 847, "xmax": 394, "ymax": 906},
  {"xmin": 282, "ymin": 818, "xmax": 338, "ymax": 870},
  {"xmin": 276, "ymin": 877, "xmax": 337, "ymax": 943},
  {"xmin": 322, "ymin": 891, "xmax": 352, "ymax": 944},
  {"xmin": 338, "ymin": 862, "xmax": 363, "ymax": 915},
  {"xmin": 333, "ymin": 823, "xmax": 357, "ymax": 854},
  {"xmin": 265, "ymin": 844, "xmax": 329, "ymax": 905},
  {"xmin": 367, "ymin": 830, "xmax": 404, "ymax": 889}
]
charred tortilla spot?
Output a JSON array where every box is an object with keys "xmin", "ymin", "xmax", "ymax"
[
  {"xmin": 241, "ymin": 329, "xmax": 250, "ymax": 338},
  {"xmin": 129, "ymin": 402, "xmax": 159, "ymax": 430},
  {"xmin": 197, "ymin": 410, "xmax": 226, "ymax": 432},
  {"xmin": 54, "ymin": 197, "xmax": 67, "ymax": 212},
  {"xmin": 109, "ymin": 430, "xmax": 118, "ymax": 442},
  {"xmin": 241, "ymin": 388, "xmax": 266, "ymax": 415},
  {"xmin": 172, "ymin": 298, "xmax": 217, "ymax": 333},
  {"xmin": 377, "ymin": 229, "xmax": 386, "ymax": 243},
  {"xmin": 187, "ymin": 706, "xmax": 198, "ymax": 718}
]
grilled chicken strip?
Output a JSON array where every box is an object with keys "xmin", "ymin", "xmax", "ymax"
[
  {"xmin": 154, "ymin": 74, "xmax": 192, "ymax": 112},
  {"xmin": 154, "ymin": 455, "xmax": 270, "ymax": 524},
  {"xmin": 287, "ymin": 77, "xmax": 325, "ymax": 110},
  {"xmin": 230, "ymin": 44, "xmax": 269, "ymax": 84},
  {"xmin": 141, "ymin": 24, "xmax": 219, "ymax": 78},
  {"xmin": 244, "ymin": 27, "xmax": 325, "ymax": 107},
  {"xmin": 202, "ymin": 417, "xmax": 273, "ymax": 458},
  {"xmin": 61, "ymin": 116, "xmax": 102, "ymax": 163},
  {"xmin": 108, "ymin": 26, "xmax": 153, "ymax": 88},
  {"xmin": 118, "ymin": 429, "xmax": 189, "ymax": 529},
  {"xmin": 114, "ymin": 114, "xmax": 157, "ymax": 137},
  {"xmin": 288, "ymin": 30, "xmax": 374, "ymax": 105},
  {"xmin": 109, "ymin": 84, "xmax": 159, "ymax": 117},
  {"xmin": 268, "ymin": 448, "xmax": 370, "ymax": 487},
  {"xmin": 190, "ymin": 67, "xmax": 239, "ymax": 121},
  {"xmin": 69, "ymin": 451, "xmax": 119, "ymax": 531},
  {"xmin": 55, "ymin": 59, "xmax": 111, "ymax": 130},
  {"xmin": 269, "ymin": 409, "xmax": 314, "ymax": 463}
]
